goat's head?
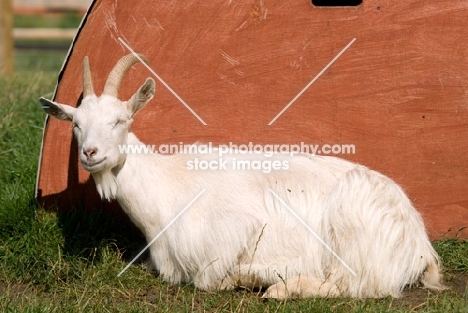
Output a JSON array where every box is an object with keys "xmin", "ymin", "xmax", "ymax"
[{"xmin": 40, "ymin": 54, "xmax": 156, "ymax": 173}]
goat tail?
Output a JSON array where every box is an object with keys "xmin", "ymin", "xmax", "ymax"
[{"xmin": 421, "ymin": 256, "xmax": 447, "ymax": 291}]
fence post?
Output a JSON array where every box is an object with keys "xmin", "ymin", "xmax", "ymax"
[{"xmin": 0, "ymin": 0, "xmax": 14, "ymax": 76}]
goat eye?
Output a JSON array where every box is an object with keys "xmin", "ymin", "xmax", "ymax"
[
  {"xmin": 114, "ymin": 120, "xmax": 125, "ymax": 127},
  {"xmin": 72, "ymin": 123, "xmax": 80, "ymax": 130}
]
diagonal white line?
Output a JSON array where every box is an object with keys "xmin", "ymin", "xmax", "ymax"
[
  {"xmin": 118, "ymin": 37, "xmax": 207, "ymax": 125},
  {"xmin": 268, "ymin": 38, "xmax": 356, "ymax": 125},
  {"xmin": 268, "ymin": 189, "xmax": 357, "ymax": 277},
  {"xmin": 117, "ymin": 189, "xmax": 206, "ymax": 277}
]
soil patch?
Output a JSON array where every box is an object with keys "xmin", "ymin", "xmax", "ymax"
[{"xmin": 395, "ymin": 272, "xmax": 467, "ymax": 309}]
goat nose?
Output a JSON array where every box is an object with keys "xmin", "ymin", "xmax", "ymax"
[{"xmin": 83, "ymin": 147, "xmax": 98, "ymax": 159}]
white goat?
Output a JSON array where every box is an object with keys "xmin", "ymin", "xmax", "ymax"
[{"xmin": 40, "ymin": 54, "xmax": 445, "ymax": 299}]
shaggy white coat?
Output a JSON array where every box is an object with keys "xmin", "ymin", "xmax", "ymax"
[{"xmin": 40, "ymin": 56, "xmax": 445, "ymax": 299}]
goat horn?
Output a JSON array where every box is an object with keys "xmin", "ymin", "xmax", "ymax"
[
  {"xmin": 82, "ymin": 56, "xmax": 95, "ymax": 97},
  {"xmin": 103, "ymin": 54, "xmax": 148, "ymax": 98}
]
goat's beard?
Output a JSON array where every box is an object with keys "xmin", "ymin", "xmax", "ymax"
[{"xmin": 92, "ymin": 170, "xmax": 118, "ymax": 201}]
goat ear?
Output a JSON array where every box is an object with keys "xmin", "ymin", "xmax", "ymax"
[
  {"xmin": 39, "ymin": 97, "xmax": 76, "ymax": 121},
  {"xmin": 127, "ymin": 78, "xmax": 155, "ymax": 117}
]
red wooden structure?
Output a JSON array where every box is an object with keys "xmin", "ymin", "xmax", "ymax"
[{"xmin": 36, "ymin": 0, "xmax": 468, "ymax": 239}]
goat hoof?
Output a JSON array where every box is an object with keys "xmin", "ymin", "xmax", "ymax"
[{"xmin": 262, "ymin": 283, "xmax": 290, "ymax": 300}]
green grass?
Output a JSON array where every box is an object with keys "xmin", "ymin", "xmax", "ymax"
[
  {"xmin": 15, "ymin": 50, "xmax": 68, "ymax": 72},
  {"xmin": 14, "ymin": 12, "xmax": 83, "ymax": 29},
  {"xmin": 0, "ymin": 58, "xmax": 468, "ymax": 312}
]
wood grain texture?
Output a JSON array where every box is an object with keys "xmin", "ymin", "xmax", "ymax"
[{"xmin": 37, "ymin": 0, "xmax": 468, "ymax": 239}]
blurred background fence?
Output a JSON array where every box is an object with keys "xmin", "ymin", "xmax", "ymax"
[{"xmin": 1, "ymin": 0, "xmax": 91, "ymax": 73}]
